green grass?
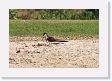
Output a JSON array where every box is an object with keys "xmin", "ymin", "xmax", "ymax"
[{"xmin": 9, "ymin": 20, "xmax": 99, "ymax": 38}]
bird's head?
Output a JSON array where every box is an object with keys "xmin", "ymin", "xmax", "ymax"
[
  {"xmin": 42, "ymin": 33, "xmax": 48, "ymax": 41},
  {"xmin": 43, "ymin": 33, "xmax": 47, "ymax": 36}
]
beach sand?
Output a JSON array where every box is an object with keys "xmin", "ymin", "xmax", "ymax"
[{"xmin": 9, "ymin": 37, "xmax": 99, "ymax": 68}]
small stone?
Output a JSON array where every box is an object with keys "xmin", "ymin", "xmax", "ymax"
[
  {"xmin": 37, "ymin": 51, "xmax": 40, "ymax": 53},
  {"xmin": 37, "ymin": 43, "xmax": 43, "ymax": 46},
  {"xmin": 59, "ymin": 58, "xmax": 62, "ymax": 59},
  {"xmin": 25, "ymin": 45, "xmax": 28, "ymax": 47},
  {"xmin": 32, "ymin": 45, "xmax": 36, "ymax": 47},
  {"xmin": 16, "ymin": 50, "xmax": 20, "ymax": 53}
]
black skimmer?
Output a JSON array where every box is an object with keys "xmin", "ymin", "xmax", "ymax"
[{"xmin": 42, "ymin": 33, "xmax": 68, "ymax": 42}]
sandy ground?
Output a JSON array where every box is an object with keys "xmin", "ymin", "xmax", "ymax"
[{"xmin": 9, "ymin": 38, "xmax": 99, "ymax": 68}]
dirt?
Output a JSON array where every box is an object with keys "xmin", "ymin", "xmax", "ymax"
[{"xmin": 9, "ymin": 37, "xmax": 99, "ymax": 68}]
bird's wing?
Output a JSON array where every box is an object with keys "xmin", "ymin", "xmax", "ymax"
[{"xmin": 54, "ymin": 39, "xmax": 68, "ymax": 42}]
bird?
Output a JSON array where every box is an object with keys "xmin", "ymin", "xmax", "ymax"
[{"xmin": 42, "ymin": 33, "xmax": 68, "ymax": 42}]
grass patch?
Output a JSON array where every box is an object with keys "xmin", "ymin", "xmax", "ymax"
[{"xmin": 9, "ymin": 20, "xmax": 99, "ymax": 38}]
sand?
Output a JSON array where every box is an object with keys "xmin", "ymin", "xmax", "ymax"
[{"xmin": 9, "ymin": 38, "xmax": 99, "ymax": 68}]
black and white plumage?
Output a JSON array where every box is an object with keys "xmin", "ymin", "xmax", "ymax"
[{"xmin": 42, "ymin": 33, "xmax": 68, "ymax": 42}]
